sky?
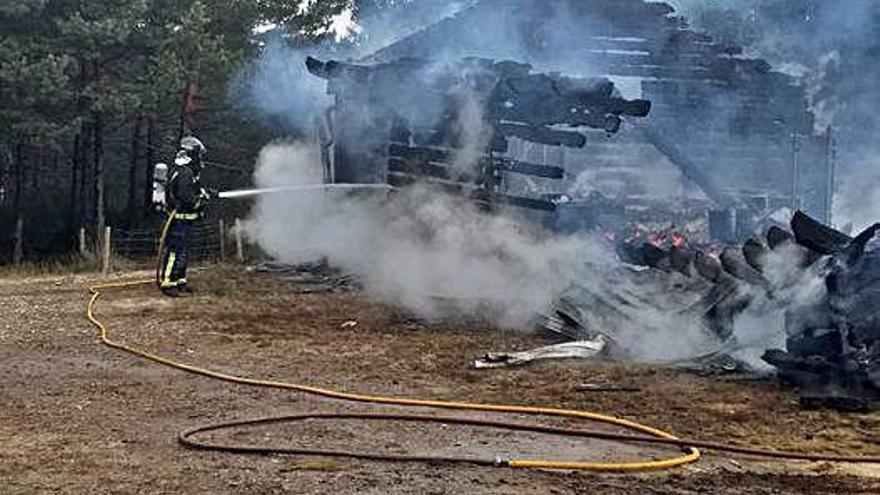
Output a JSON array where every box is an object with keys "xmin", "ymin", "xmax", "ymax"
[{"xmin": 254, "ymin": 2, "xmax": 360, "ymax": 41}]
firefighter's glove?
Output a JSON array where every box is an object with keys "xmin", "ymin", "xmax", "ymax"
[{"xmin": 199, "ymin": 188, "xmax": 217, "ymax": 201}]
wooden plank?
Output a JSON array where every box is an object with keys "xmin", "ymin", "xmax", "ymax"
[
  {"xmin": 388, "ymin": 157, "xmax": 477, "ymax": 182},
  {"xmin": 388, "ymin": 142, "xmax": 451, "ymax": 163},
  {"xmin": 493, "ymin": 194, "xmax": 557, "ymax": 212},
  {"xmin": 387, "ymin": 172, "xmax": 556, "ymax": 211},
  {"xmin": 491, "ymin": 157, "xmax": 565, "ymax": 179},
  {"xmin": 497, "ymin": 123, "xmax": 587, "ymax": 148},
  {"xmin": 390, "ymin": 143, "xmax": 565, "ymax": 181},
  {"xmin": 387, "ymin": 172, "xmax": 471, "ymax": 194}
]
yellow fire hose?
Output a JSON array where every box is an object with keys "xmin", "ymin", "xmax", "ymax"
[
  {"xmin": 83, "ymin": 211, "xmax": 879, "ymax": 471},
  {"xmin": 88, "ymin": 278, "xmax": 701, "ymax": 471},
  {"xmin": 86, "ymin": 280, "xmax": 880, "ymax": 470}
]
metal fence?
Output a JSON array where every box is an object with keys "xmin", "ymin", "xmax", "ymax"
[{"xmin": 103, "ymin": 219, "xmax": 244, "ymax": 271}]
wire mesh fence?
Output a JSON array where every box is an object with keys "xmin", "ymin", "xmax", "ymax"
[{"xmin": 109, "ymin": 220, "xmax": 233, "ymax": 268}]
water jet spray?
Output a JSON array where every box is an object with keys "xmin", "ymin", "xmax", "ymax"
[{"xmin": 217, "ymin": 184, "xmax": 395, "ymax": 200}]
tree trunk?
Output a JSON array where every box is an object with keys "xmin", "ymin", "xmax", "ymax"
[
  {"xmin": 74, "ymin": 58, "xmax": 87, "ymax": 233},
  {"xmin": 70, "ymin": 133, "xmax": 81, "ymax": 232},
  {"xmin": 13, "ymin": 143, "xmax": 23, "ymax": 219},
  {"xmin": 178, "ymin": 80, "xmax": 196, "ymax": 141},
  {"xmin": 13, "ymin": 143, "xmax": 24, "ymax": 265},
  {"xmin": 80, "ymin": 122, "xmax": 91, "ymax": 230},
  {"xmin": 31, "ymin": 148, "xmax": 39, "ymax": 191},
  {"xmin": 128, "ymin": 115, "xmax": 144, "ymax": 225},
  {"xmin": 12, "ymin": 216, "xmax": 24, "ymax": 266},
  {"xmin": 144, "ymin": 115, "xmax": 156, "ymax": 212},
  {"xmin": 94, "ymin": 110, "xmax": 105, "ymax": 247},
  {"xmin": 93, "ymin": 60, "xmax": 105, "ymax": 246}
]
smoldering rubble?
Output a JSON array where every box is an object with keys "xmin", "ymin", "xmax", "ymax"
[{"xmin": 547, "ymin": 211, "xmax": 880, "ymax": 411}]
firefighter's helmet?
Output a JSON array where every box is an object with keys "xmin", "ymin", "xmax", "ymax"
[
  {"xmin": 176, "ymin": 136, "xmax": 206, "ymax": 169},
  {"xmin": 180, "ymin": 136, "xmax": 207, "ymax": 158},
  {"xmin": 180, "ymin": 136, "xmax": 208, "ymax": 156}
]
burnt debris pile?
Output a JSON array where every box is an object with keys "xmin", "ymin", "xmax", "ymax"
[
  {"xmin": 547, "ymin": 212, "xmax": 880, "ymax": 411},
  {"xmin": 763, "ymin": 214, "xmax": 880, "ymax": 411}
]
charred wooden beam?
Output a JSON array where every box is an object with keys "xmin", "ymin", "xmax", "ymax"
[
  {"xmin": 492, "ymin": 193, "xmax": 557, "ymax": 212},
  {"xmin": 742, "ymin": 238, "xmax": 768, "ymax": 273},
  {"xmin": 388, "ymin": 172, "xmax": 555, "ymax": 212},
  {"xmin": 388, "ymin": 143, "xmax": 448, "ymax": 163},
  {"xmin": 720, "ymin": 247, "xmax": 769, "ymax": 287},
  {"xmin": 386, "ymin": 172, "xmax": 468, "ymax": 195},
  {"xmin": 695, "ymin": 251, "xmax": 723, "ymax": 283},
  {"xmin": 388, "ymin": 157, "xmax": 475, "ymax": 183},
  {"xmin": 765, "ymin": 225, "xmax": 824, "ymax": 268},
  {"xmin": 497, "ymin": 123, "xmax": 586, "ymax": 148},
  {"xmin": 490, "ymin": 157, "xmax": 564, "ymax": 179},
  {"xmin": 388, "ymin": 143, "xmax": 564, "ymax": 180},
  {"xmin": 766, "ymin": 226, "xmax": 796, "ymax": 250},
  {"xmin": 791, "ymin": 210, "xmax": 852, "ymax": 255},
  {"xmin": 490, "ymin": 71, "xmax": 650, "ymax": 131},
  {"xmin": 843, "ymin": 223, "xmax": 880, "ymax": 267},
  {"xmin": 641, "ymin": 243, "xmax": 671, "ymax": 272},
  {"xmin": 643, "ymin": 127, "xmax": 743, "ymax": 210},
  {"xmin": 669, "ymin": 246, "xmax": 693, "ymax": 277}
]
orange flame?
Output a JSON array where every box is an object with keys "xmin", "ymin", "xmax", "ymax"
[{"xmin": 672, "ymin": 232, "xmax": 687, "ymax": 248}]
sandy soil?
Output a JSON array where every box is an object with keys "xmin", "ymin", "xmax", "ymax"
[{"xmin": 1, "ymin": 265, "xmax": 878, "ymax": 494}]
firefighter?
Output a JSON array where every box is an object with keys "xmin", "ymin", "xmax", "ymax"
[{"xmin": 159, "ymin": 136, "xmax": 213, "ymax": 297}]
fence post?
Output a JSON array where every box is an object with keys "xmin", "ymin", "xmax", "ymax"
[
  {"xmin": 234, "ymin": 218, "xmax": 244, "ymax": 263},
  {"xmin": 218, "ymin": 219, "xmax": 226, "ymax": 263},
  {"xmin": 79, "ymin": 227, "xmax": 88, "ymax": 256},
  {"xmin": 101, "ymin": 226, "xmax": 112, "ymax": 275}
]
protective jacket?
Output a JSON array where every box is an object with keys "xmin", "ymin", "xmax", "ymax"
[{"xmin": 167, "ymin": 164, "xmax": 208, "ymax": 220}]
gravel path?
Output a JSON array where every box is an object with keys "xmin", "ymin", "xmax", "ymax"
[{"xmin": 1, "ymin": 267, "xmax": 878, "ymax": 494}]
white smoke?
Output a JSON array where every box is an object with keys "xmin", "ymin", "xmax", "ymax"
[
  {"xmin": 233, "ymin": 39, "xmax": 332, "ymax": 132},
  {"xmin": 729, "ymin": 243, "xmax": 831, "ymax": 368},
  {"xmin": 669, "ymin": 0, "xmax": 880, "ymax": 229},
  {"xmin": 244, "ymin": 142, "xmax": 608, "ymax": 327},
  {"xmin": 835, "ymin": 156, "xmax": 880, "ymax": 233},
  {"xmin": 235, "ymin": 1, "xmax": 471, "ymax": 133},
  {"xmin": 450, "ymin": 90, "xmax": 492, "ymax": 174},
  {"xmin": 244, "ymin": 142, "xmax": 817, "ymax": 366}
]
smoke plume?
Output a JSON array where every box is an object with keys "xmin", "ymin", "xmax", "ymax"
[
  {"xmin": 728, "ymin": 243, "xmax": 830, "ymax": 369},
  {"xmin": 244, "ymin": 142, "xmax": 606, "ymax": 328},
  {"xmin": 670, "ymin": 0, "xmax": 880, "ymax": 230},
  {"xmin": 244, "ymin": 141, "xmax": 733, "ymax": 367},
  {"xmin": 235, "ymin": 1, "xmax": 471, "ymax": 133}
]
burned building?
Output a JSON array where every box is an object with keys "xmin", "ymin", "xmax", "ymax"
[
  {"xmin": 307, "ymin": 0, "xmax": 835, "ymax": 237},
  {"xmin": 307, "ymin": 56, "xmax": 651, "ymax": 212}
]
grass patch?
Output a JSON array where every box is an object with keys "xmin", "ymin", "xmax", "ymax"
[
  {"xmin": 0, "ymin": 254, "xmax": 100, "ymax": 277},
  {"xmin": 0, "ymin": 252, "xmax": 146, "ymax": 277}
]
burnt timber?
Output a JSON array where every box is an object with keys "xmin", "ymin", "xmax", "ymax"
[
  {"xmin": 546, "ymin": 211, "xmax": 880, "ymax": 411},
  {"xmin": 360, "ymin": 0, "xmax": 835, "ymax": 225},
  {"xmin": 307, "ymin": 56, "xmax": 651, "ymax": 211}
]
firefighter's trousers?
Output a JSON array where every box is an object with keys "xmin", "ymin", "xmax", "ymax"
[{"xmin": 159, "ymin": 218, "xmax": 195, "ymax": 289}]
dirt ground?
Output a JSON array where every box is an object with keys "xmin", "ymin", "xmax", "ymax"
[{"xmin": 2, "ymin": 265, "xmax": 879, "ymax": 494}]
